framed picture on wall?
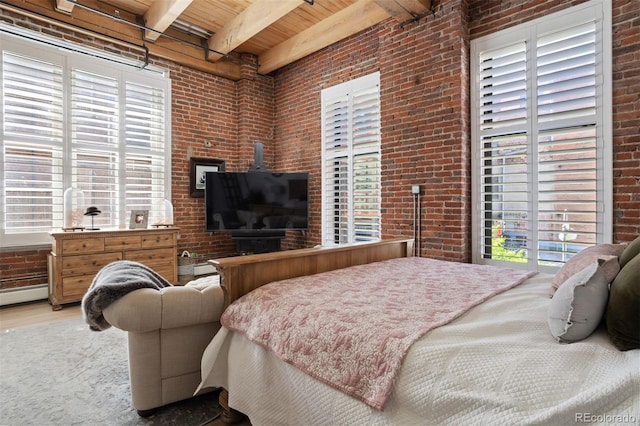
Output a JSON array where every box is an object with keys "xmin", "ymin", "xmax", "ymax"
[
  {"xmin": 129, "ymin": 210, "xmax": 149, "ymax": 229},
  {"xmin": 190, "ymin": 157, "xmax": 226, "ymax": 197}
]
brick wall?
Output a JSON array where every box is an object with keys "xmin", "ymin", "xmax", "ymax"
[
  {"xmin": 378, "ymin": 0, "xmax": 472, "ymax": 261},
  {"xmin": 2, "ymin": 0, "xmax": 638, "ymax": 292},
  {"xmin": 468, "ymin": 0, "xmax": 590, "ymax": 38},
  {"xmin": 237, "ymin": 54, "xmax": 275, "ymax": 171},
  {"xmin": 167, "ymin": 60, "xmax": 239, "ymax": 259},
  {"xmin": 273, "ymin": 26, "xmax": 382, "ymax": 246},
  {"xmin": 0, "ymin": 249, "xmax": 49, "ymax": 290},
  {"xmin": 273, "ymin": 1, "xmax": 474, "ymax": 261},
  {"xmin": 610, "ymin": 0, "xmax": 640, "ymax": 242}
]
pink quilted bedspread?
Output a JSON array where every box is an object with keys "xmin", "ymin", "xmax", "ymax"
[{"xmin": 221, "ymin": 257, "xmax": 536, "ymax": 410}]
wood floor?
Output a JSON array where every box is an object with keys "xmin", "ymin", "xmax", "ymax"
[
  {"xmin": 0, "ymin": 300, "xmax": 250, "ymax": 426},
  {"xmin": 0, "ymin": 300, "xmax": 81, "ymax": 332}
]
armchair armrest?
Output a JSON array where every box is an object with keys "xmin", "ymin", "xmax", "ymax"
[{"xmin": 103, "ymin": 279, "xmax": 224, "ymax": 333}]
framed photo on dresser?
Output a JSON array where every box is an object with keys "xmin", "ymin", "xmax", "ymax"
[{"xmin": 129, "ymin": 210, "xmax": 149, "ymax": 229}]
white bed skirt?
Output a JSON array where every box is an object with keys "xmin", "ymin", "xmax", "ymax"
[{"xmin": 199, "ymin": 273, "xmax": 640, "ymax": 426}]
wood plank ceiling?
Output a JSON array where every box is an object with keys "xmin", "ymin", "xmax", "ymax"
[{"xmin": 0, "ymin": 0, "xmax": 432, "ymax": 80}]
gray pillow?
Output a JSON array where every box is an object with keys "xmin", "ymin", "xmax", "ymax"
[{"xmin": 548, "ymin": 259, "xmax": 608, "ymax": 343}]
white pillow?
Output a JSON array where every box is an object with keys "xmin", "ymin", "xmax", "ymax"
[{"xmin": 547, "ymin": 259, "xmax": 608, "ymax": 343}]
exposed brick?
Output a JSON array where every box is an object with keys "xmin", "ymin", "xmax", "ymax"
[{"xmin": 2, "ymin": 0, "xmax": 638, "ymax": 292}]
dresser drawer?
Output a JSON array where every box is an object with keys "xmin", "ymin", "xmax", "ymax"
[
  {"xmin": 105, "ymin": 235, "xmax": 141, "ymax": 251},
  {"xmin": 61, "ymin": 237, "xmax": 105, "ymax": 255},
  {"xmin": 141, "ymin": 233, "xmax": 175, "ymax": 248},
  {"xmin": 125, "ymin": 247, "xmax": 174, "ymax": 264},
  {"xmin": 126, "ymin": 248, "xmax": 175, "ymax": 281},
  {"xmin": 61, "ymin": 252, "xmax": 123, "ymax": 276},
  {"xmin": 61, "ymin": 275, "xmax": 94, "ymax": 297}
]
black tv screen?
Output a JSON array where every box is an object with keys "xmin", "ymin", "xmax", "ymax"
[{"xmin": 205, "ymin": 172, "xmax": 309, "ymax": 231}]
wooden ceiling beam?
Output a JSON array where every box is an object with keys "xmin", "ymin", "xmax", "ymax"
[
  {"xmin": 207, "ymin": 0, "xmax": 306, "ymax": 62},
  {"xmin": 6, "ymin": 0, "xmax": 428, "ymax": 77},
  {"xmin": 143, "ymin": 0, "xmax": 193, "ymax": 42},
  {"xmin": 400, "ymin": 0, "xmax": 432, "ymax": 14},
  {"xmin": 1, "ymin": 0, "xmax": 240, "ymax": 80},
  {"xmin": 373, "ymin": 0, "xmax": 412, "ymax": 22},
  {"xmin": 258, "ymin": 0, "xmax": 389, "ymax": 75},
  {"xmin": 373, "ymin": 0, "xmax": 431, "ymax": 23}
]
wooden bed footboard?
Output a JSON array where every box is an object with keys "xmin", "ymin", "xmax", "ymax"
[
  {"xmin": 209, "ymin": 238, "xmax": 414, "ymax": 423},
  {"xmin": 209, "ymin": 238, "xmax": 414, "ymax": 308}
]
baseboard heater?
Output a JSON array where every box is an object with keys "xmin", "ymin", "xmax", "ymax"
[{"xmin": 0, "ymin": 284, "xmax": 48, "ymax": 306}]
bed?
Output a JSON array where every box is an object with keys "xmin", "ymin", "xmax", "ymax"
[{"xmin": 198, "ymin": 238, "xmax": 640, "ymax": 425}]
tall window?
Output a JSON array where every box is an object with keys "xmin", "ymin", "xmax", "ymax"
[
  {"xmin": 321, "ymin": 72, "xmax": 381, "ymax": 246},
  {"xmin": 471, "ymin": 0, "xmax": 612, "ymax": 271},
  {"xmin": 0, "ymin": 33, "xmax": 171, "ymax": 247}
]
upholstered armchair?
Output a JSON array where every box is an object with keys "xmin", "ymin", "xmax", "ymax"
[{"xmin": 101, "ymin": 276, "xmax": 224, "ymax": 416}]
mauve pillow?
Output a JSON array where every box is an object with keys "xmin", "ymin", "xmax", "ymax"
[
  {"xmin": 618, "ymin": 236, "xmax": 640, "ymax": 269},
  {"xmin": 548, "ymin": 259, "xmax": 609, "ymax": 343},
  {"xmin": 550, "ymin": 243, "xmax": 625, "ymax": 296},
  {"xmin": 606, "ymin": 253, "xmax": 640, "ymax": 351}
]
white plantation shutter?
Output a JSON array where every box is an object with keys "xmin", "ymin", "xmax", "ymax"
[
  {"xmin": 471, "ymin": 1, "xmax": 611, "ymax": 270},
  {"xmin": 321, "ymin": 73, "xmax": 381, "ymax": 245},
  {"xmin": 477, "ymin": 41, "xmax": 530, "ymax": 261},
  {"xmin": 325, "ymin": 156, "xmax": 350, "ymax": 244},
  {"xmin": 536, "ymin": 22, "xmax": 599, "ymax": 260},
  {"xmin": 478, "ymin": 43, "xmax": 528, "ymax": 132},
  {"xmin": 124, "ymin": 81, "xmax": 167, "ymax": 217},
  {"xmin": 71, "ymin": 69, "xmax": 120, "ymax": 228},
  {"xmin": 352, "ymin": 86, "xmax": 381, "ymax": 241},
  {"xmin": 1, "ymin": 35, "xmax": 170, "ymax": 247},
  {"xmin": 1, "ymin": 50, "xmax": 65, "ymax": 244}
]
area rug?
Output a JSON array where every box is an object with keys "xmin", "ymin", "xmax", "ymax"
[{"xmin": 0, "ymin": 316, "xmax": 220, "ymax": 425}]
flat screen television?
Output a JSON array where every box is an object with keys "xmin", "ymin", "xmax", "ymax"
[{"xmin": 205, "ymin": 171, "xmax": 309, "ymax": 232}]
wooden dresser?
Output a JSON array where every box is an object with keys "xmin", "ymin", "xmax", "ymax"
[{"xmin": 48, "ymin": 228, "xmax": 179, "ymax": 310}]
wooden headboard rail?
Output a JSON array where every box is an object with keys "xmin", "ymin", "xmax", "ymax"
[{"xmin": 209, "ymin": 238, "xmax": 415, "ymax": 307}]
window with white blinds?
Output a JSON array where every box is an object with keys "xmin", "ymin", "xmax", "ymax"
[
  {"xmin": 471, "ymin": 0, "xmax": 612, "ymax": 271},
  {"xmin": 0, "ymin": 35, "xmax": 171, "ymax": 247},
  {"xmin": 321, "ymin": 72, "xmax": 381, "ymax": 246}
]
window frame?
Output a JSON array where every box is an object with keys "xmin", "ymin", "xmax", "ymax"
[
  {"xmin": 470, "ymin": 0, "xmax": 612, "ymax": 272},
  {"xmin": 0, "ymin": 30, "xmax": 172, "ymax": 248},
  {"xmin": 320, "ymin": 72, "xmax": 382, "ymax": 246}
]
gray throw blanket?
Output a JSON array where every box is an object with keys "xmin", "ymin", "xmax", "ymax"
[{"xmin": 82, "ymin": 260, "xmax": 172, "ymax": 331}]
